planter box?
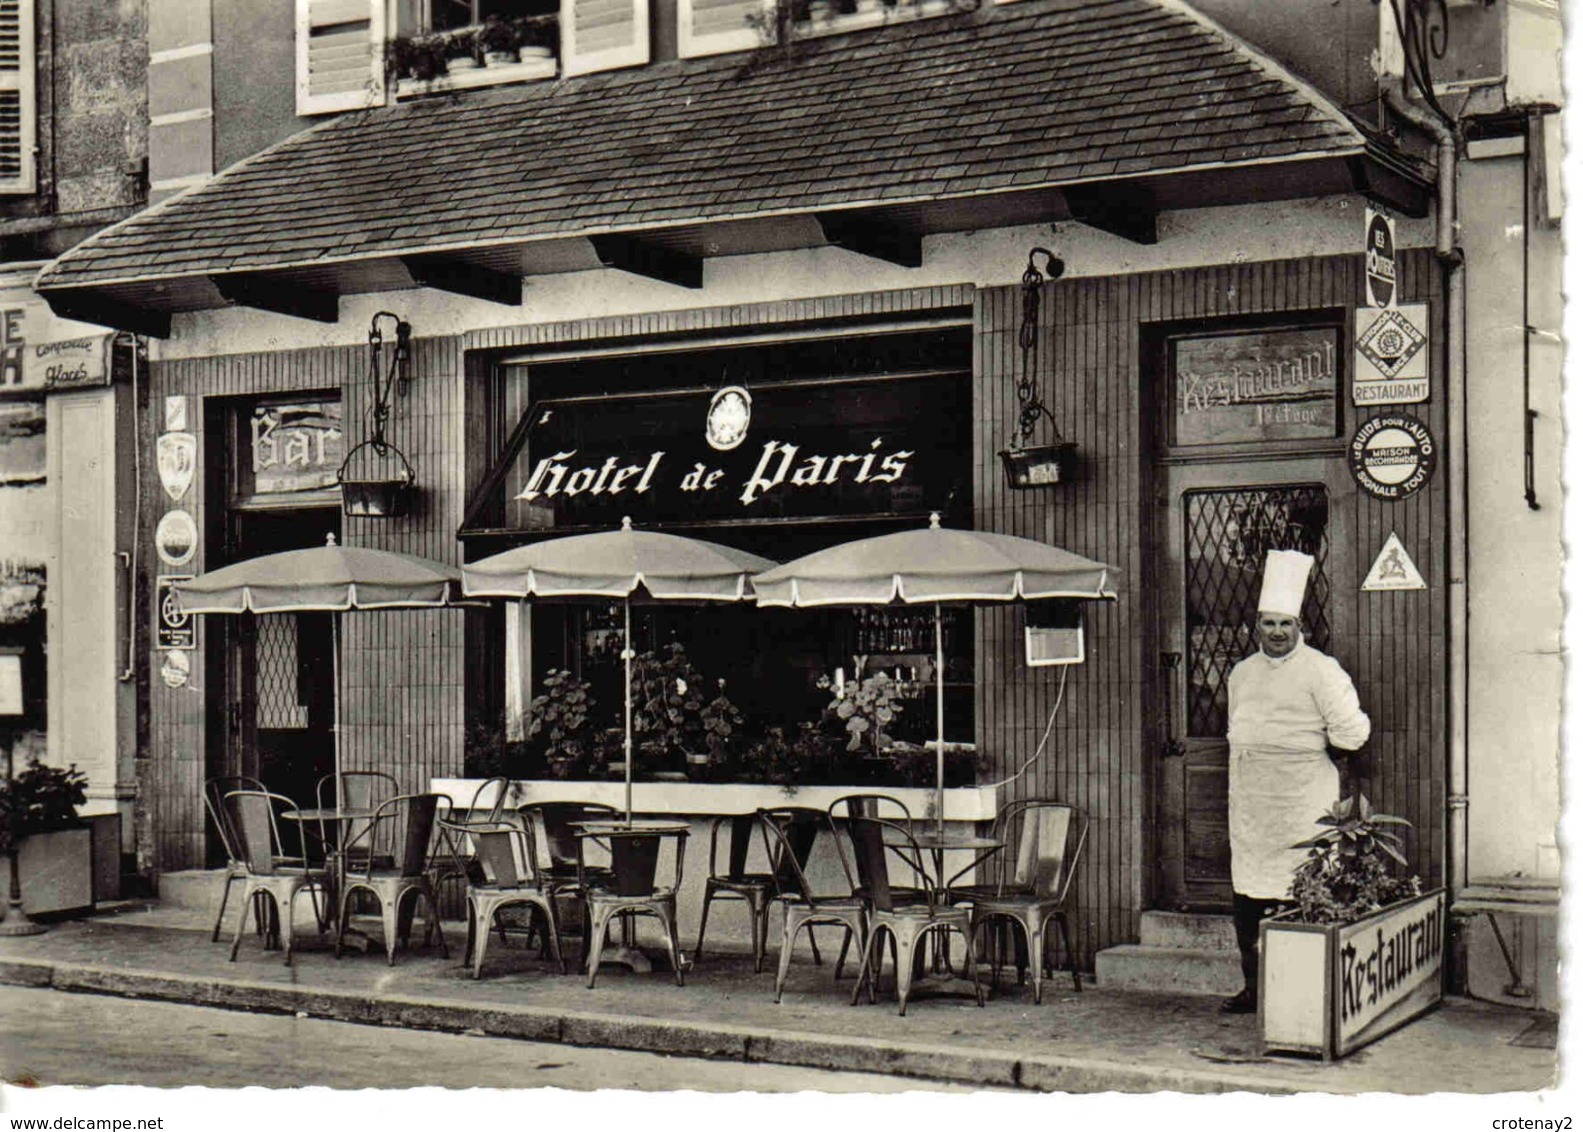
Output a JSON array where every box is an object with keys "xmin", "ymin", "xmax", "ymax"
[
  {"xmin": 1260, "ymin": 888, "xmax": 1445, "ymax": 1060},
  {"xmin": 16, "ymin": 827, "xmax": 94, "ymax": 917},
  {"xmin": 431, "ymin": 779, "xmax": 998, "ymax": 823}
]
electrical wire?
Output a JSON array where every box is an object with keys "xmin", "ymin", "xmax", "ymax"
[{"xmin": 983, "ymin": 665, "xmax": 1068, "ymax": 791}]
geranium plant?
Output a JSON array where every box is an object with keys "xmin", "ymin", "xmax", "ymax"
[
  {"xmin": 524, "ymin": 668, "xmax": 603, "ymax": 778},
  {"xmin": 1288, "ymin": 794, "xmax": 1421, "ymax": 925},
  {"xmin": 818, "ymin": 670, "xmax": 903, "ymax": 755}
]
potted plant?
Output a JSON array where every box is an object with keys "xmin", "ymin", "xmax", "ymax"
[
  {"xmin": 385, "ymin": 33, "xmax": 448, "ymax": 83},
  {"xmin": 0, "ymin": 758, "xmax": 92, "ymax": 918},
  {"xmin": 630, "ymin": 643, "xmax": 708, "ymax": 778},
  {"xmin": 512, "ymin": 14, "xmax": 556, "ymax": 58},
  {"xmin": 524, "ymin": 669, "xmax": 604, "ymax": 780},
  {"xmin": 819, "ymin": 669, "xmax": 903, "ymax": 762},
  {"xmin": 688, "ymin": 679, "xmax": 743, "ymax": 780},
  {"xmin": 1260, "ymin": 795, "xmax": 1445, "ymax": 1060},
  {"xmin": 443, "ymin": 27, "xmax": 481, "ymax": 71},
  {"xmin": 476, "ymin": 14, "xmax": 520, "ymax": 64}
]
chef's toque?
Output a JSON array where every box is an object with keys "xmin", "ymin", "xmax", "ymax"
[{"xmin": 1257, "ymin": 549, "xmax": 1313, "ymax": 618}]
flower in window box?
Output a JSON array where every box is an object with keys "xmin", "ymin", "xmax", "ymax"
[
  {"xmin": 511, "ymin": 14, "xmax": 557, "ymax": 59},
  {"xmin": 385, "ymin": 33, "xmax": 449, "ymax": 82},
  {"xmin": 442, "ymin": 27, "xmax": 482, "ymax": 70}
]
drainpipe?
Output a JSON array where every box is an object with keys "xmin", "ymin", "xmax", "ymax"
[{"xmin": 1382, "ymin": 88, "xmax": 1466, "ymax": 899}]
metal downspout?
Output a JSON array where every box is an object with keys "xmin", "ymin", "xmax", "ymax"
[{"xmin": 1383, "ymin": 89, "xmax": 1466, "ymax": 899}]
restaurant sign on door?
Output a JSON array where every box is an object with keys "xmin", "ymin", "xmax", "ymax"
[{"xmin": 504, "ymin": 374, "xmax": 968, "ymax": 531}]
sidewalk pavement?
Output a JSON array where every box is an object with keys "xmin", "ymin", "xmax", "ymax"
[{"xmin": 0, "ymin": 900, "xmax": 1558, "ymax": 1095}]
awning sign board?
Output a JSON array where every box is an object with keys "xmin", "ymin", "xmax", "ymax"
[{"xmin": 0, "ymin": 298, "xmax": 113, "ymax": 397}]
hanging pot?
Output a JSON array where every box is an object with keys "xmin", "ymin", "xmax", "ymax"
[
  {"xmin": 998, "ymin": 441, "xmax": 1077, "ymax": 489},
  {"xmin": 337, "ymin": 438, "xmax": 416, "ymax": 518}
]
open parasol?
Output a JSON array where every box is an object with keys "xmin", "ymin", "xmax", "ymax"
[
  {"xmin": 752, "ymin": 513, "xmax": 1117, "ymax": 831},
  {"xmin": 462, "ymin": 517, "xmax": 776, "ymax": 822},
  {"xmin": 172, "ymin": 535, "xmax": 463, "ymax": 785}
]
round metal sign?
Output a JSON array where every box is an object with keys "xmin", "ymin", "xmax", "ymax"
[
  {"xmin": 155, "ymin": 509, "xmax": 199, "ymax": 567},
  {"xmin": 1365, "ymin": 210, "xmax": 1396, "ymax": 308},
  {"xmin": 1349, "ymin": 413, "xmax": 1435, "ymax": 501},
  {"xmin": 159, "ymin": 649, "xmax": 191, "ymax": 688}
]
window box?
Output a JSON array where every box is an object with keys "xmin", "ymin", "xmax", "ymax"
[
  {"xmin": 433, "ymin": 778, "xmax": 998, "ymax": 822},
  {"xmin": 396, "ymin": 53, "xmax": 557, "ymax": 98},
  {"xmin": 794, "ymin": 0, "xmax": 957, "ymax": 39}
]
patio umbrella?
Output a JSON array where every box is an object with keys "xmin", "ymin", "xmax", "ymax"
[
  {"xmin": 172, "ymin": 535, "xmax": 464, "ymax": 786},
  {"xmin": 462, "ymin": 517, "xmax": 776, "ymax": 823},
  {"xmin": 752, "ymin": 513, "xmax": 1118, "ymax": 832}
]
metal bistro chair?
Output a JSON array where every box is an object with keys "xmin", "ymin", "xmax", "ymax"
[
  {"xmin": 315, "ymin": 770, "xmax": 399, "ymax": 865},
  {"xmin": 202, "ymin": 774, "xmax": 273, "ymax": 942},
  {"xmin": 580, "ymin": 823, "xmax": 689, "ymax": 989},
  {"xmin": 827, "ymin": 794, "xmax": 926, "ymax": 972},
  {"xmin": 519, "ymin": 801, "xmax": 618, "ymax": 965},
  {"xmin": 694, "ymin": 812, "xmax": 781, "ymax": 973},
  {"xmin": 958, "ymin": 801, "xmax": 1088, "ymax": 1003},
  {"xmin": 429, "ymin": 777, "xmax": 511, "ymax": 930},
  {"xmin": 440, "ymin": 817, "xmax": 565, "ymax": 979},
  {"xmin": 758, "ymin": 808, "xmax": 868, "ymax": 1004},
  {"xmin": 334, "ymin": 792, "xmax": 452, "ymax": 966},
  {"xmin": 223, "ymin": 789, "xmax": 330, "ymax": 967},
  {"xmin": 847, "ymin": 813, "xmax": 984, "ymax": 1016}
]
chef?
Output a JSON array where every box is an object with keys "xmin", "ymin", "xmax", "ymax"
[{"xmin": 1222, "ymin": 549, "xmax": 1370, "ymax": 1014}]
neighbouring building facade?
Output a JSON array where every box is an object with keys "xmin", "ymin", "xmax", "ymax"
[
  {"xmin": 21, "ymin": 0, "xmax": 1561, "ymax": 1006},
  {"xmin": 0, "ymin": 0, "xmax": 149, "ymax": 889}
]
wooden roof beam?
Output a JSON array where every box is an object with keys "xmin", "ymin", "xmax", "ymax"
[
  {"xmin": 402, "ymin": 256, "xmax": 522, "ymax": 307},
  {"xmin": 210, "ymin": 274, "xmax": 339, "ymax": 322},
  {"xmin": 588, "ymin": 234, "xmax": 703, "ymax": 289},
  {"xmin": 42, "ymin": 292, "xmax": 170, "ymax": 339},
  {"xmin": 815, "ymin": 212, "xmax": 923, "ymax": 268},
  {"xmin": 1063, "ymin": 181, "xmax": 1158, "ymax": 245}
]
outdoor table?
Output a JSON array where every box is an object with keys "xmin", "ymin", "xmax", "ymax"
[
  {"xmin": 573, "ymin": 819, "xmax": 690, "ymax": 975},
  {"xmin": 283, "ymin": 805, "xmax": 375, "ymax": 949},
  {"xmin": 887, "ymin": 829, "xmax": 1004, "ymax": 977}
]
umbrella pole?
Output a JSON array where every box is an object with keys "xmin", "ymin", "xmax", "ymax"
[
  {"xmin": 935, "ymin": 601, "xmax": 946, "ymax": 837},
  {"xmin": 332, "ymin": 613, "xmax": 342, "ymax": 786},
  {"xmin": 623, "ymin": 597, "xmax": 633, "ymax": 825}
]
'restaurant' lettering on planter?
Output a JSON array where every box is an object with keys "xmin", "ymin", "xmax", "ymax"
[
  {"xmin": 1337, "ymin": 897, "xmax": 1442, "ymax": 1026},
  {"xmin": 515, "ymin": 439, "xmax": 915, "ymax": 508}
]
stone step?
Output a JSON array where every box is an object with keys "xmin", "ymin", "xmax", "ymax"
[
  {"xmin": 1093, "ymin": 945, "xmax": 1243, "ymax": 996},
  {"xmin": 156, "ymin": 869, "xmax": 224, "ymax": 911},
  {"xmin": 1139, "ymin": 910, "xmax": 1237, "ymax": 951}
]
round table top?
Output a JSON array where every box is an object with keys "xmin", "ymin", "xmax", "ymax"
[
  {"xmin": 573, "ymin": 818, "xmax": 689, "ymax": 836},
  {"xmin": 905, "ymin": 831, "xmax": 1004, "ymax": 852}
]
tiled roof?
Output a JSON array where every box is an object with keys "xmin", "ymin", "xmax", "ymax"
[{"xmin": 38, "ymin": 0, "xmax": 1365, "ymax": 291}]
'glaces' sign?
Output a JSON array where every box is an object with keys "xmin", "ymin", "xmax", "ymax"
[{"xmin": 505, "ymin": 375, "xmax": 965, "ymax": 530}]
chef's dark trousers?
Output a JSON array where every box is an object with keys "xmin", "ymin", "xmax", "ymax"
[{"xmin": 1232, "ymin": 894, "xmax": 1291, "ymax": 993}]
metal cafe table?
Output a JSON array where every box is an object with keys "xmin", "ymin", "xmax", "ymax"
[
  {"xmin": 282, "ymin": 804, "xmax": 376, "ymax": 947},
  {"xmin": 890, "ymin": 826, "xmax": 1004, "ymax": 976}
]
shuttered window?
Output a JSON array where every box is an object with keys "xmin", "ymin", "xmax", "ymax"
[
  {"xmin": 295, "ymin": 0, "xmax": 387, "ymax": 116},
  {"xmin": 559, "ymin": 0, "xmax": 648, "ymax": 77},
  {"xmin": 678, "ymin": 0, "xmax": 767, "ymax": 57},
  {"xmin": 0, "ymin": 0, "xmax": 35, "ymax": 194}
]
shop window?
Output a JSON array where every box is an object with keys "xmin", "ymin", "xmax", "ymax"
[{"xmin": 463, "ymin": 326, "xmax": 979, "ymax": 785}]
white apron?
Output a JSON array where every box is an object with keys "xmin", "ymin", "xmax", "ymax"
[{"xmin": 1227, "ymin": 746, "xmax": 1338, "ymax": 900}]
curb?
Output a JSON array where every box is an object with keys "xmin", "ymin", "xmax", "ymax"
[{"xmin": 0, "ymin": 956, "xmax": 1274, "ymax": 1093}]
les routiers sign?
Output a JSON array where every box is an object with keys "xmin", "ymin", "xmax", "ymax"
[
  {"xmin": 501, "ymin": 374, "xmax": 968, "ymax": 530},
  {"xmin": 0, "ymin": 298, "xmax": 112, "ymax": 397}
]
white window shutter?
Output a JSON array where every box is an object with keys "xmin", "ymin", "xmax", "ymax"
[
  {"xmin": 678, "ymin": 0, "xmax": 771, "ymax": 57},
  {"xmin": 0, "ymin": 0, "xmax": 36, "ymax": 195},
  {"xmin": 560, "ymin": 0, "xmax": 650, "ymax": 77},
  {"xmin": 295, "ymin": 0, "xmax": 386, "ymax": 117}
]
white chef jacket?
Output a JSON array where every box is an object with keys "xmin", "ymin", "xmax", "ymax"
[{"xmin": 1226, "ymin": 640, "xmax": 1370, "ymax": 899}]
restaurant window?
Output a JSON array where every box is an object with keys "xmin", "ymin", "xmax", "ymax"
[{"xmin": 463, "ymin": 326, "xmax": 978, "ymax": 783}]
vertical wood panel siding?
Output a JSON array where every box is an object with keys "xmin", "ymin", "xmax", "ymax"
[{"xmin": 974, "ymin": 250, "xmax": 1446, "ymax": 969}]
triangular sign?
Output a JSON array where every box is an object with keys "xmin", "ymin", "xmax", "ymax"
[{"xmin": 1362, "ymin": 532, "xmax": 1425, "ymax": 592}]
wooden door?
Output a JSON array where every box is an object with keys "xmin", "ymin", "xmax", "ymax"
[{"xmin": 1154, "ymin": 461, "xmax": 1354, "ymax": 908}]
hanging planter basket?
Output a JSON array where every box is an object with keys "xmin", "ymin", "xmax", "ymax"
[
  {"xmin": 337, "ymin": 439, "xmax": 415, "ymax": 519},
  {"xmin": 999, "ymin": 441, "xmax": 1078, "ymax": 489}
]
